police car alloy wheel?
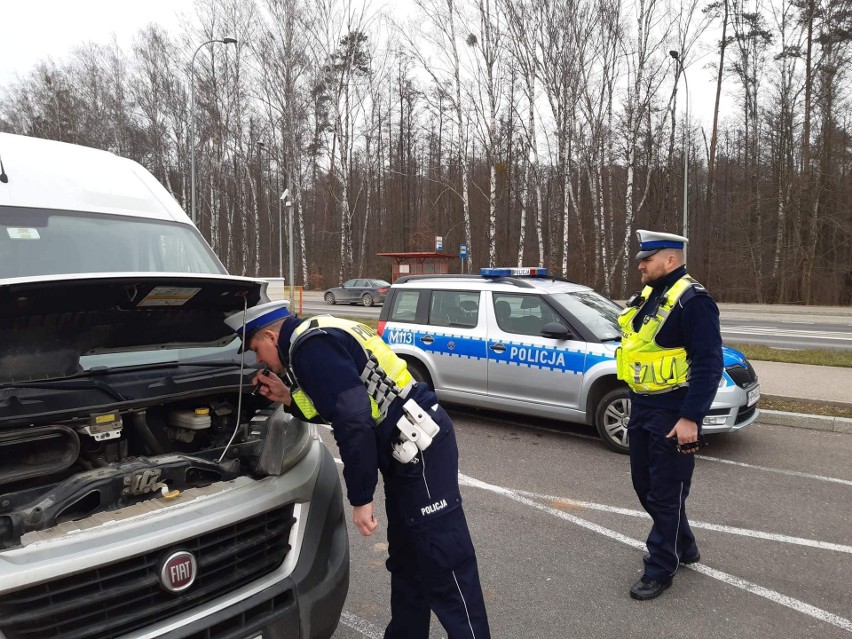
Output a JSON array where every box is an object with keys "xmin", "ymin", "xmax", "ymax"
[{"xmin": 595, "ymin": 387, "xmax": 631, "ymax": 454}]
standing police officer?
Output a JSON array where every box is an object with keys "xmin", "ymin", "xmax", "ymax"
[
  {"xmin": 616, "ymin": 230, "xmax": 723, "ymax": 600},
  {"xmin": 225, "ymin": 301, "xmax": 490, "ymax": 638}
]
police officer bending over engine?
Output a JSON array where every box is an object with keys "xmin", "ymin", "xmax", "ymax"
[
  {"xmin": 617, "ymin": 230, "xmax": 723, "ymax": 601},
  {"xmin": 225, "ymin": 302, "xmax": 491, "ymax": 638}
]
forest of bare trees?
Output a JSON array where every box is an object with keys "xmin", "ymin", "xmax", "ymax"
[{"xmin": 1, "ymin": 0, "xmax": 849, "ymax": 303}]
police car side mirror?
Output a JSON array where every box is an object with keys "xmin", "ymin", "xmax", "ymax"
[{"xmin": 540, "ymin": 322, "xmax": 574, "ymax": 340}]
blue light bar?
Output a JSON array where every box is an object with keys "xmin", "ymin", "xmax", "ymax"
[{"xmin": 480, "ymin": 267, "xmax": 550, "ymax": 278}]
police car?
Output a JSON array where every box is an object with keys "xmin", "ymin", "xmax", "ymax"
[{"xmin": 377, "ymin": 267, "xmax": 760, "ymax": 453}]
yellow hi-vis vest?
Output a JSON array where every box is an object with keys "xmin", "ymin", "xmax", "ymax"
[
  {"xmin": 285, "ymin": 316, "xmax": 415, "ymax": 423},
  {"xmin": 616, "ymin": 275, "xmax": 697, "ymax": 394}
]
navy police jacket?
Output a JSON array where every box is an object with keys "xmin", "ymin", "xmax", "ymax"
[
  {"xmin": 629, "ymin": 266, "xmax": 723, "ymax": 425},
  {"xmin": 276, "ymin": 316, "xmax": 438, "ymax": 507}
]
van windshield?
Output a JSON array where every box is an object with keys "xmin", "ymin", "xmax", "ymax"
[{"xmin": 0, "ymin": 208, "xmax": 225, "ymax": 278}]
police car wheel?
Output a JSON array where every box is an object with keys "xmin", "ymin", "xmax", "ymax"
[
  {"xmin": 362, "ymin": 294, "xmax": 374, "ymax": 307},
  {"xmin": 405, "ymin": 360, "xmax": 433, "ymax": 391},
  {"xmin": 324, "ymin": 292, "xmax": 335, "ymax": 305},
  {"xmin": 594, "ymin": 387, "xmax": 631, "ymax": 454}
]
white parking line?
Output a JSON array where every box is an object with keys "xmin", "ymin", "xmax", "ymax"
[
  {"xmin": 697, "ymin": 455, "xmax": 852, "ymax": 487},
  {"xmin": 324, "ymin": 432, "xmax": 852, "ymax": 633},
  {"xmin": 459, "ymin": 473, "xmax": 852, "ymax": 633},
  {"xmin": 509, "ymin": 488, "xmax": 852, "ymax": 554},
  {"xmin": 339, "ymin": 611, "xmax": 384, "ymax": 638}
]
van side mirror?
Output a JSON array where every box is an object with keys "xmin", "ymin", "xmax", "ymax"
[{"xmin": 540, "ymin": 322, "xmax": 574, "ymax": 340}]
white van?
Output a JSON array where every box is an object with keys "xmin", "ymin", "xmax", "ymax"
[{"xmin": 0, "ymin": 133, "xmax": 348, "ymax": 639}]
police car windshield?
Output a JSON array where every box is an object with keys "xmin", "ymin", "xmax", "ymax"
[{"xmin": 551, "ymin": 291, "xmax": 622, "ymax": 341}]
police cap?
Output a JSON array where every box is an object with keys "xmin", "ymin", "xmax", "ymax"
[
  {"xmin": 225, "ymin": 300, "xmax": 290, "ymax": 351},
  {"xmin": 634, "ymin": 229, "xmax": 689, "ymax": 259}
]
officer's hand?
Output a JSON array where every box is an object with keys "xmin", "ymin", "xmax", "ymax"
[
  {"xmin": 253, "ymin": 369, "xmax": 292, "ymax": 405},
  {"xmin": 353, "ymin": 503, "xmax": 378, "ymax": 537},
  {"xmin": 667, "ymin": 418, "xmax": 699, "ymax": 454}
]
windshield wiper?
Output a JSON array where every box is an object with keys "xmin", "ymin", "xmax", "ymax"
[
  {"xmin": 0, "ymin": 148, "xmax": 8, "ymax": 183},
  {"xmin": 5, "ymin": 378, "xmax": 127, "ymax": 402}
]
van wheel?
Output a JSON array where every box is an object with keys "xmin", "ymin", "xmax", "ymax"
[
  {"xmin": 362, "ymin": 294, "xmax": 374, "ymax": 307},
  {"xmin": 595, "ymin": 388, "xmax": 631, "ymax": 454},
  {"xmin": 405, "ymin": 360, "xmax": 433, "ymax": 391},
  {"xmin": 324, "ymin": 293, "xmax": 335, "ymax": 305}
]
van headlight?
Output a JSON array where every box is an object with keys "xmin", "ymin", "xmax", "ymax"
[{"xmin": 254, "ymin": 407, "xmax": 313, "ymax": 475}]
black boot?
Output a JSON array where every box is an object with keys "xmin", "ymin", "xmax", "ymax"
[{"xmin": 630, "ymin": 577, "xmax": 672, "ymax": 600}]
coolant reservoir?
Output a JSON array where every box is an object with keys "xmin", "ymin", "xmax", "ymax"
[{"xmin": 168, "ymin": 408, "xmax": 212, "ymax": 430}]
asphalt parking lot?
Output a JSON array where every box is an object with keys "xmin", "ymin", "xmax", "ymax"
[{"xmin": 319, "ymin": 409, "xmax": 852, "ymax": 639}]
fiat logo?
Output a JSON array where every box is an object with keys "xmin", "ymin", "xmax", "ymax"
[{"xmin": 160, "ymin": 551, "xmax": 197, "ymax": 593}]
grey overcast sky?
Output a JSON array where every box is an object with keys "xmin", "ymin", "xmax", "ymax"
[
  {"xmin": 0, "ymin": 0, "xmax": 192, "ymax": 86},
  {"xmin": 1, "ymin": 0, "xmax": 728, "ymax": 129}
]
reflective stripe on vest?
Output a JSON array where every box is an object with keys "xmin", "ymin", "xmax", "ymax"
[
  {"xmin": 615, "ymin": 276, "xmax": 696, "ymax": 394},
  {"xmin": 286, "ymin": 316, "xmax": 415, "ymax": 423}
]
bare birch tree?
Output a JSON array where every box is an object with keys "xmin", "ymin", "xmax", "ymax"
[
  {"xmin": 503, "ymin": 0, "xmax": 545, "ymax": 267},
  {"xmin": 465, "ymin": 0, "xmax": 505, "ymax": 267},
  {"xmin": 410, "ymin": 0, "xmax": 474, "ymax": 270},
  {"xmin": 730, "ymin": 0, "xmax": 772, "ymax": 300},
  {"xmin": 533, "ymin": 0, "xmax": 586, "ymax": 277}
]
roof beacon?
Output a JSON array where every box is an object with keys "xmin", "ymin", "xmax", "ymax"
[{"xmin": 480, "ymin": 267, "xmax": 549, "ymax": 278}]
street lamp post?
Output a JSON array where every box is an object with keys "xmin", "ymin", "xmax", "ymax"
[
  {"xmin": 669, "ymin": 50, "xmax": 690, "ymax": 263},
  {"xmin": 189, "ymin": 37, "xmax": 237, "ymax": 225},
  {"xmin": 279, "ymin": 189, "xmax": 294, "ymax": 309},
  {"xmin": 277, "ymin": 190, "xmax": 286, "ymax": 279}
]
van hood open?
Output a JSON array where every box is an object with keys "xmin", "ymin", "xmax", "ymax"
[{"xmin": 0, "ymin": 273, "xmax": 265, "ymax": 382}]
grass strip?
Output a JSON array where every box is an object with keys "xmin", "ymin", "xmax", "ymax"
[{"xmin": 760, "ymin": 397, "xmax": 852, "ymax": 419}]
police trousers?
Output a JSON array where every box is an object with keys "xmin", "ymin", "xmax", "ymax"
[
  {"xmin": 382, "ymin": 404, "xmax": 490, "ymax": 639},
  {"xmin": 628, "ymin": 406, "xmax": 698, "ymax": 583}
]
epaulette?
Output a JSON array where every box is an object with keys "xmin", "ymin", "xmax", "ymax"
[
  {"xmin": 290, "ymin": 319, "xmax": 330, "ymax": 350},
  {"xmin": 678, "ymin": 280, "xmax": 709, "ymax": 307}
]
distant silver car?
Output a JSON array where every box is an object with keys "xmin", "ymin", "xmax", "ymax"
[
  {"xmin": 324, "ymin": 278, "xmax": 390, "ymax": 306},
  {"xmin": 377, "ymin": 267, "xmax": 760, "ymax": 453}
]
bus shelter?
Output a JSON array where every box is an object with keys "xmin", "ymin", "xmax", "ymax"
[{"xmin": 378, "ymin": 252, "xmax": 458, "ymax": 282}]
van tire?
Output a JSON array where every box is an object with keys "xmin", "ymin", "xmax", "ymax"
[{"xmin": 594, "ymin": 387, "xmax": 631, "ymax": 454}]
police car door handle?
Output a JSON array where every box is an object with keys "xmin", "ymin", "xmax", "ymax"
[
  {"xmin": 489, "ymin": 343, "xmax": 506, "ymax": 353},
  {"xmin": 420, "ymin": 335, "xmax": 435, "ymax": 345}
]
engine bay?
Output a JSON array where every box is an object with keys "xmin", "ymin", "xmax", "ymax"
[{"xmin": 0, "ymin": 392, "xmax": 303, "ymax": 549}]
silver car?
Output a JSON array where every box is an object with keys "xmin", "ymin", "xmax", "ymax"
[
  {"xmin": 324, "ymin": 278, "xmax": 390, "ymax": 307},
  {"xmin": 378, "ymin": 268, "xmax": 760, "ymax": 453}
]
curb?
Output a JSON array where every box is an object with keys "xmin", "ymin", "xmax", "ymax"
[
  {"xmin": 759, "ymin": 409, "xmax": 852, "ymax": 434},
  {"xmin": 762, "ymin": 393, "xmax": 852, "ymax": 411}
]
